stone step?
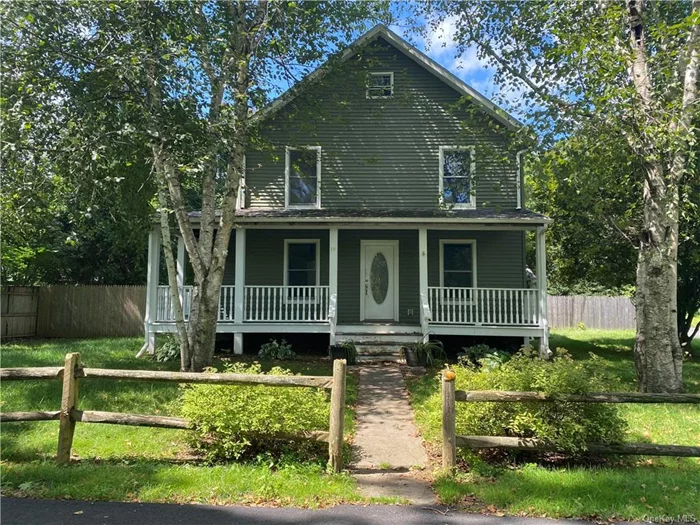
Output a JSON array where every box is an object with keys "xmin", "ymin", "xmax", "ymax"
[
  {"xmin": 335, "ymin": 333, "xmax": 422, "ymax": 345},
  {"xmin": 355, "ymin": 344, "xmax": 405, "ymax": 356},
  {"xmin": 356, "ymin": 354, "xmax": 406, "ymax": 364}
]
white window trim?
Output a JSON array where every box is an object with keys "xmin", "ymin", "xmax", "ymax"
[
  {"xmin": 366, "ymin": 71, "xmax": 394, "ymax": 99},
  {"xmin": 438, "ymin": 145, "xmax": 476, "ymax": 209},
  {"xmin": 439, "ymin": 239, "xmax": 478, "ymax": 294},
  {"xmin": 285, "ymin": 146, "xmax": 321, "ymax": 209},
  {"xmin": 283, "ymin": 239, "xmax": 321, "ymax": 303}
]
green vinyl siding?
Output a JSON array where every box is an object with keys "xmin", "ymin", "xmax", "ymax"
[
  {"xmin": 244, "ymin": 229, "xmax": 329, "ymax": 286},
  {"xmin": 245, "ymin": 37, "xmax": 518, "ymax": 211},
  {"xmin": 428, "ymin": 230, "xmax": 526, "ymax": 289},
  {"xmin": 337, "ymin": 230, "xmax": 419, "ymax": 325}
]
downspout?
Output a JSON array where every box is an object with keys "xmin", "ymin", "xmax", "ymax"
[{"xmin": 516, "ymin": 149, "xmax": 527, "ymax": 210}]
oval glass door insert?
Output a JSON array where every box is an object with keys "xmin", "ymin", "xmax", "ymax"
[{"xmin": 370, "ymin": 252, "xmax": 389, "ymax": 304}]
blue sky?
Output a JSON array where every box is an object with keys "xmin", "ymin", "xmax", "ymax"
[{"xmin": 388, "ymin": 15, "xmax": 527, "ymax": 119}]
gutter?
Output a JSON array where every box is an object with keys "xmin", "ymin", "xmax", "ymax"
[{"xmin": 516, "ymin": 149, "xmax": 527, "ymax": 210}]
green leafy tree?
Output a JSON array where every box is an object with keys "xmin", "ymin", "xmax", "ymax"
[
  {"xmin": 3, "ymin": 1, "xmax": 387, "ymax": 371},
  {"xmin": 424, "ymin": 0, "xmax": 700, "ymax": 392},
  {"xmin": 527, "ymin": 128, "xmax": 700, "ymax": 353},
  {"xmin": 1, "ymin": 6, "xmax": 155, "ymax": 285}
]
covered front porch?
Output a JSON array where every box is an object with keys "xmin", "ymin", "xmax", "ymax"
[{"xmin": 144, "ymin": 211, "xmax": 551, "ymax": 353}]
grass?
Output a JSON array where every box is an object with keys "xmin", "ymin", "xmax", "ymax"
[
  {"xmin": 0, "ymin": 338, "xmax": 366, "ymax": 507},
  {"xmin": 405, "ymin": 329, "xmax": 700, "ymax": 520}
]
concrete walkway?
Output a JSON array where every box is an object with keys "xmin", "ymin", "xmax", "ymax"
[{"xmin": 351, "ymin": 365, "xmax": 434, "ymax": 505}]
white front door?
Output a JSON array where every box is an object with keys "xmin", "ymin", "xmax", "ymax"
[{"xmin": 361, "ymin": 241, "xmax": 399, "ymax": 321}]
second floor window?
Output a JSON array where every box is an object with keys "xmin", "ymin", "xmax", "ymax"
[
  {"xmin": 439, "ymin": 146, "xmax": 475, "ymax": 209},
  {"xmin": 285, "ymin": 146, "xmax": 321, "ymax": 208}
]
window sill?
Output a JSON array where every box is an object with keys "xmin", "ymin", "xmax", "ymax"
[
  {"xmin": 285, "ymin": 204, "xmax": 321, "ymax": 210},
  {"xmin": 442, "ymin": 203, "xmax": 476, "ymax": 210}
]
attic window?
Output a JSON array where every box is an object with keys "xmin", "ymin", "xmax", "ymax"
[{"xmin": 366, "ymin": 72, "xmax": 394, "ymax": 99}]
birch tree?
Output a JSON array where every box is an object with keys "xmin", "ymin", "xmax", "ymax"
[
  {"xmin": 424, "ymin": 0, "xmax": 699, "ymax": 392},
  {"xmin": 4, "ymin": 1, "xmax": 386, "ymax": 371}
]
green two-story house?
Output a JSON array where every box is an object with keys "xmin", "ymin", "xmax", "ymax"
[{"xmin": 143, "ymin": 25, "xmax": 551, "ymax": 359}]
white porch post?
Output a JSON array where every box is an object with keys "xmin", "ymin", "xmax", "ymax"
[
  {"xmin": 143, "ymin": 227, "xmax": 161, "ymax": 354},
  {"xmin": 535, "ymin": 226, "xmax": 550, "ymax": 357},
  {"xmin": 329, "ymin": 227, "xmax": 339, "ymax": 345},
  {"xmin": 176, "ymin": 235, "xmax": 185, "ymax": 316},
  {"xmin": 418, "ymin": 228, "xmax": 429, "ymax": 338},
  {"xmin": 176, "ymin": 236, "xmax": 185, "ymax": 289},
  {"xmin": 233, "ymin": 226, "xmax": 246, "ymax": 354}
]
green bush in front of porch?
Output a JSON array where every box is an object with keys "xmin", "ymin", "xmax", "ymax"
[
  {"xmin": 0, "ymin": 338, "xmax": 377, "ymax": 507},
  {"xmin": 404, "ymin": 329, "xmax": 700, "ymax": 520}
]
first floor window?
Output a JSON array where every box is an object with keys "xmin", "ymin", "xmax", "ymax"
[
  {"xmin": 440, "ymin": 241, "xmax": 476, "ymax": 288},
  {"xmin": 285, "ymin": 240, "xmax": 320, "ymax": 292},
  {"xmin": 439, "ymin": 146, "xmax": 475, "ymax": 208},
  {"xmin": 286, "ymin": 147, "xmax": 320, "ymax": 207}
]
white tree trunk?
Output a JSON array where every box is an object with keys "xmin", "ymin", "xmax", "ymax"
[{"xmin": 634, "ymin": 163, "xmax": 683, "ymax": 392}]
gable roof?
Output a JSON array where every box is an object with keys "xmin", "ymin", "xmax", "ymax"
[{"xmin": 256, "ymin": 24, "xmax": 522, "ymax": 129}]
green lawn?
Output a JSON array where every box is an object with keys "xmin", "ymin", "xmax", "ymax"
[
  {"xmin": 0, "ymin": 338, "xmax": 369, "ymax": 507},
  {"xmin": 406, "ymin": 329, "xmax": 700, "ymax": 520}
]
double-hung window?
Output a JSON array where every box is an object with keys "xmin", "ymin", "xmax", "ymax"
[
  {"xmin": 366, "ymin": 72, "xmax": 394, "ymax": 99},
  {"xmin": 284, "ymin": 239, "xmax": 320, "ymax": 301},
  {"xmin": 285, "ymin": 146, "xmax": 321, "ymax": 208},
  {"xmin": 439, "ymin": 146, "xmax": 475, "ymax": 209},
  {"xmin": 440, "ymin": 240, "xmax": 476, "ymax": 289}
]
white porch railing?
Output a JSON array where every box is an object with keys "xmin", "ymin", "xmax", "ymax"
[
  {"xmin": 155, "ymin": 285, "xmax": 331, "ymax": 323},
  {"xmin": 245, "ymin": 286, "xmax": 330, "ymax": 322},
  {"xmin": 428, "ymin": 287, "xmax": 539, "ymax": 326},
  {"xmin": 155, "ymin": 285, "xmax": 235, "ymax": 322},
  {"xmin": 328, "ymin": 293, "xmax": 338, "ymax": 344}
]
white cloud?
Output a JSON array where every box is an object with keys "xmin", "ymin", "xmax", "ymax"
[
  {"xmin": 424, "ymin": 15, "xmax": 460, "ymax": 53},
  {"xmin": 451, "ymin": 46, "xmax": 490, "ymax": 76},
  {"xmin": 421, "ymin": 17, "xmax": 492, "ymax": 78}
]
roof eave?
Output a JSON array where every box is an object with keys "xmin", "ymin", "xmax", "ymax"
[{"xmin": 178, "ymin": 214, "xmax": 551, "ymax": 226}]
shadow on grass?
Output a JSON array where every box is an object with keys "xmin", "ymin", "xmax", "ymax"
[
  {"xmin": 436, "ymin": 458, "xmax": 700, "ymax": 519},
  {"xmin": 3, "ymin": 449, "xmax": 361, "ymax": 509}
]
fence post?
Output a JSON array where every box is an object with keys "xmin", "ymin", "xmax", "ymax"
[
  {"xmin": 442, "ymin": 369, "xmax": 457, "ymax": 471},
  {"xmin": 57, "ymin": 352, "xmax": 80, "ymax": 465},
  {"xmin": 328, "ymin": 358, "xmax": 346, "ymax": 473}
]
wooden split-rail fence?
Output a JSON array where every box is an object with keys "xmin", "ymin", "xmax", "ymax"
[
  {"xmin": 0, "ymin": 354, "xmax": 347, "ymax": 472},
  {"xmin": 440, "ymin": 370, "xmax": 700, "ymax": 470}
]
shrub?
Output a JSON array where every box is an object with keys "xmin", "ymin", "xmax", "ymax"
[
  {"xmin": 152, "ymin": 336, "xmax": 179, "ymax": 363},
  {"xmin": 257, "ymin": 338, "xmax": 295, "ymax": 360},
  {"xmin": 403, "ymin": 340, "xmax": 447, "ymax": 366},
  {"xmin": 180, "ymin": 362, "xmax": 329, "ymax": 461},
  {"xmin": 339, "ymin": 341, "xmax": 358, "ymax": 365},
  {"xmin": 459, "ymin": 344, "xmax": 511, "ymax": 370},
  {"xmin": 449, "ymin": 348, "xmax": 627, "ymax": 456}
]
